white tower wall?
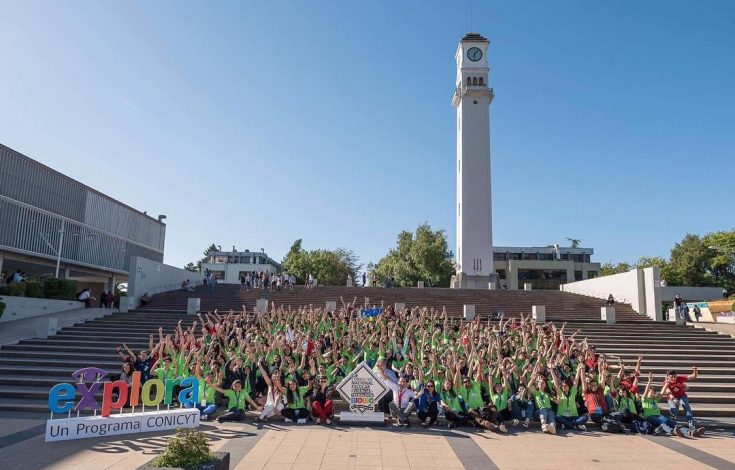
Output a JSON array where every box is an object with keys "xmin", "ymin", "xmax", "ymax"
[{"xmin": 451, "ymin": 32, "xmax": 495, "ymax": 288}]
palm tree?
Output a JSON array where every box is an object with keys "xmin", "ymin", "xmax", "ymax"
[{"xmin": 566, "ymin": 238, "xmax": 582, "ymax": 248}]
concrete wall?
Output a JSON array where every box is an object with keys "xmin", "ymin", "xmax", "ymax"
[
  {"xmin": 659, "ymin": 286, "xmax": 724, "ymax": 303},
  {"xmin": 560, "ymin": 268, "xmax": 647, "ymax": 315},
  {"xmin": 126, "ymin": 256, "xmax": 196, "ymax": 309},
  {"xmin": 561, "ymin": 266, "xmax": 722, "ymax": 322},
  {"xmin": 0, "ymin": 295, "xmax": 84, "ymax": 323},
  {"xmin": 643, "ymin": 267, "xmax": 663, "ymax": 321}
]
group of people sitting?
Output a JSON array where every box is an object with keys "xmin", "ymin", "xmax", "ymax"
[{"xmin": 114, "ymin": 299, "xmax": 705, "ymax": 437}]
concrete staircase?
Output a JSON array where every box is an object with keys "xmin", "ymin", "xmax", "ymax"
[
  {"xmin": 1, "ymin": 292, "xmax": 734, "ymax": 424},
  {"xmin": 138, "ymin": 285, "xmax": 644, "ymax": 322}
]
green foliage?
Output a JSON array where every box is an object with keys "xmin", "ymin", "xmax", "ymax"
[
  {"xmin": 599, "ymin": 262, "xmax": 632, "ymax": 276},
  {"xmin": 43, "ymin": 278, "xmax": 78, "ymax": 300},
  {"xmin": 184, "ymin": 243, "xmax": 218, "ymax": 273},
  {"xmin": 0, "ymin": 283, "xmax": 26, "ymax": 297},
  {"xmin": 370, "ymin": 222, "xmax": 454, "ymax": 287},
  {"xmin": 153, "ymin": 428, "xmax": 216, "ymax": 470},
  {"xmin": 281, "ymin": 239, "xmax": 361, "ymax": 286},
  {"xmin": 24, "ymin": 281, "xmax": 45, "ymax": 298},
  {"xmin": 601, "ymin": 229, "xmax": 735, "ymax": 295}
]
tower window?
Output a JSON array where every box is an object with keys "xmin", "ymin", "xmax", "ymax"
[
  {"xmin": 458, "ymin": 202, "xmax": 461, "ymax": 216},
  {"xmin": 458, "ymin": 159, "xmax": 461, "ymax": 173},
  {"xmin": 479, "ymin": 77, "xmax": 484, "ymax": 85},
  {"xmin": 472, "ymin": 77, "xmax": 478, "ymax": 86},
  {"xmin": 473, "ymin": 100, "xmax": 478, "ymax": 104}
]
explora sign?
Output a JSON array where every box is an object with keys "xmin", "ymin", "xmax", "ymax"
[{"xmin": 48, "ymin": 367, "xmax": 199, "ymax": 417}]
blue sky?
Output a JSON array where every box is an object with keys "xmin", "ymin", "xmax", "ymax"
[{"xmin": 1, "ymin": 1, "xmax": 734, "ymax": 270}]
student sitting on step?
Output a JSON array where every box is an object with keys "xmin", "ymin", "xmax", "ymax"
[{"xmin": 214, "ymin": 379, "xmax": 261, "ymax": 423}]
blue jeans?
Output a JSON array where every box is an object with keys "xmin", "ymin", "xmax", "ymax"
[
  {"xmin": 511, "ymin": 399, "xmax": 534, "ymax": 420},
  {"xmin": 604, "ymin": 395, "xmax": 615, "ymax": 413},
  {"xmin": 185, "ymin": 402, "xmax": 217, "ymax": 417},
  {"xmin": 536, "ymin": 408, "xmax": 556, "ymax": 425},
  {"xmin": 647, "ymin": 415, "xmax": 677, "ymax": 428},
  {"xmin": 668, "ymin": 396, "xmax": 693, "ymax": 425},
  {"xmin": 557, "ymin": 414, "xmax": 588, "ymax": 428}
]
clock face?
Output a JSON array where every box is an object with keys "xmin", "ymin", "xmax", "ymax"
[{"xmin": 467, "ymin": 47, "xmax": 483, "ymax": 62}]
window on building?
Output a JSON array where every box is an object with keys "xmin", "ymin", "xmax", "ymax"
[
  {"xmin": 493, "ymin": 252, "xmax": 507, "ymax": 261},
  {"xmin": 517, "ymin": 269, "xmax": 568, "ymax": 290},
  {"xmin": 241, "ymin": 256, "xmax": 251, "ymax": 264},
  {"xmin": 458, "ymin": 202, "xmax": 461, "ymax": 216},
  {"xmin": 510, "ymin": 253, "xmax": 523, "ymax": 260},
  {"xmin": 497, "ymin": 269, "xmax": 506, "ymax": 280},
  {"xmin": 574, "ymin": 271, "xmax": 583, "ymax": 281},
  {"xmin": 522, "ymin": 253, "xmax": 538, "ymax": 261},
  {"xmin": 458, "ymin": 159, "xmax": 461, "ymax": 173},
  {"xmin": 539, "ymin": 253, "xmax": 554, "ymax": 261},
  {"xmin": 211, "ymin": 270, "xmax": 225, "ymax": 280},
  {"xmin": 215, "ymin": 256, "xmax": 226, "ymax": 263},
  {"xmin": 472, "ymin": 77, "xmax": 478, "ymax": 86},
  {"xmin": 479, "ymin": 77, "xmax": 484, "ymax": 85}
]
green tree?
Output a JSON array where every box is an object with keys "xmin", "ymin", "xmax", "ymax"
[
  {"xmin": 666, "ymin": 234, "xmax": 712, "ymax": 287},
  {"xmin": 184, "ymin": 243, "xmax": 218, "ymax": 273},
  {"xmin": 370, "ymin": 222, "xmax": 454, "ymax": 287},
  {"xmin": 600, "ymin": 261, "xmax": 632, "ymax": 276},
  {"xmin": 281, "ymin": 239, "xmax": 361, "ymax": 286}
]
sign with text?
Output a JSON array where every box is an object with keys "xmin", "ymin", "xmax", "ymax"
[
  {"xmin": 45, "ymin": 408, "xmax": 199, "ymax": 442},
  {"xmin": 335, "ymin": 361, "xmax": 388, "ymax": 414}
]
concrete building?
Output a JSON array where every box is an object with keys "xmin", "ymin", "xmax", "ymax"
[
  {"xmin": 0, "ymin": 143, "xmax": 166, "ymax": 293},
  {"xmin": 451, "ymin": 32, "xmax": 495, "ymax": 289},
  {"xmin": 493, "ymin": 246, "xmax": 600, "ymax": 290},
  {"xmin": 200, "ymin": 248, "xmax": 281, "ymax": 284}
]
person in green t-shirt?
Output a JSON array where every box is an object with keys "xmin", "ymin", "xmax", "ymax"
[
  {"xmin": 440, "ymin": 379, "xmax": 468, "ymax": 429},
  {"xmin": 187, "ymin": 367, "xmax": 218, "ymax": 420},
  {"xmin": 552, "ymin": 366, "xmax": 587, "ymax": 431},
  {"xmin": 277, "ymin": 378, "xmax": 312, "ymax": 424},
  {"xmin": 529, "ymin": 371, "xmax": 557, "ymax": 435},
  {"xmin": 213, "ymin": 380, "xmax": 261, "ymax": 423},
  {"xmin": 488, "ymin": 370, "xmax": 513, "ymax": 428},
  {"xmin": 640, "ymin": 372, "xmax": 680, "ymax": 436},
  {"xmin": 458, "ymin": 371, "xmax": 504, "ymax": 433}
]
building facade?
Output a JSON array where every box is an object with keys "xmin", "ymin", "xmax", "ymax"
[
  {"xmin": 493, "ymin": 246, "xmax": 600, "ymax": 290},
  {"xmin": 0, "ymin": 143, "xmax": 166, "ymax": 291},
  {"xmin": 452, "ymin": 32, "xmax": 495, "ymax": 289},
  {"xmin": 200, "ymin": 248, "xmax": 281, "ymax": 284}
]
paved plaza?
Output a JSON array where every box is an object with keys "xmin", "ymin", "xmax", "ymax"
[{"xmin": 0, "ymin": 413, "xmax": 733, "ymax": 469}]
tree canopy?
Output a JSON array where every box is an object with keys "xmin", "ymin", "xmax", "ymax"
[
  {"xmin": 281, "ymin": 239, "xmax": 361, "ymax": 286},
  {"xmin": 600, "ymin": 230, "xmax": 735, "ymax": 295},
  {"xmin": 184, "ymin": 243, "xmax": 218, "ymax": 273},
  {"xmin": 369, "ymin": 222, "xmax": 454, "ymax": 287}
]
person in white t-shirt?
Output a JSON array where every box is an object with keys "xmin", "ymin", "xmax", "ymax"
[{"xmin": 378, "ymin": 371, "xmax": 416, "ymax": 427}]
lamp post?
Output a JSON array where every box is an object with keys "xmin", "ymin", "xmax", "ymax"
[{"xmin": 38, "ymin": 220, "xmax": 66, "ymax": 278}]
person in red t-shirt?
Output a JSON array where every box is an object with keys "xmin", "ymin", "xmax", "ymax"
[{"xmin": 662, "ymin": 367, "xmax": 704, "ymax": 437}]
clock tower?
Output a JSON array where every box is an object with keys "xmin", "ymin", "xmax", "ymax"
[{"xmin": 451, "ymin": 32, "xmax": 496, "ymax": 289}]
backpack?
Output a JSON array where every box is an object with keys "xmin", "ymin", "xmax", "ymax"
[
  {"xmin": 632, "ymin": 419, "xmax": 654, "ymax": 434},
  {"xmin": 601, "ymin": 415, "xmax": 623, "ymax": 433}
]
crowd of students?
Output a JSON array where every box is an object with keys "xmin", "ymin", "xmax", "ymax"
[{"xmin": 114, "ymin": 299, "xmax": 705, "ymax": 437}]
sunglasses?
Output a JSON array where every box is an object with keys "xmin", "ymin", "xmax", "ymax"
[{"xmin": 427, "ymin": 384, "xmax": 435, "ymax": 388}]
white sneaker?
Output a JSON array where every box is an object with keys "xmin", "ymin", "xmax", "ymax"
[
  {"xmin": 498, "ymin": 424, "xmax": 508, "ymax": 433},
  {"xmin": 316, "ymin": 418, "xmax": 321, "ymax": 424},
  {"xmin": 285, "ymin": 418, "xmax": 294, "ymax": 423},
  {"xmin": 512, "ymin": 419, "xmax": 520, "ymax": 426},
  {"xmin": 577, "ymin": 425, "xmax": 586, "ymax": 432},
  {"xmin": 326, "ymin": 418, "xmax": 332, "ymax": 425},
  {"xmin": 661, "ymin": 423, "xmax": 673, "ymax": 434},
  {"xmin": 541, "ymin": 423, "xmax": 548, "ymax": 433},
  {"xmin": 297, "ymin": 418, "xmax": 307, "ymax": 424},
  {"xmin": 548, "ymin": 424, "xmax": 557, "ymax": 435},
  {"xmin": 523, "ymin": 418, "xmax": 530, "ymax": 428}
]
